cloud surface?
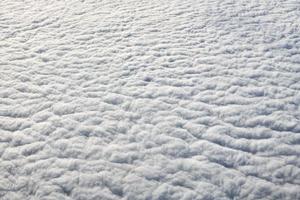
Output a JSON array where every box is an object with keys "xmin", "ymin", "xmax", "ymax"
[{"xmin": 0, "ymin": 0, "xmax": 300, "ymax": 199}]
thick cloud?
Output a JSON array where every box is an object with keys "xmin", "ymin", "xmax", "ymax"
[{"xmin": 0, "ymin": 0, "xmax": 300, "ymax": 199}]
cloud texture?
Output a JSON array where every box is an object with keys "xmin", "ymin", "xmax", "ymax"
[{"xmin": 0, "ymin": 0, "xmax": 300, "ymax": 199}]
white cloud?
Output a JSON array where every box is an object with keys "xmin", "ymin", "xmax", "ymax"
[{"xmin": 0, "ymin": 0, "xmax": 299, "ymax": 199}]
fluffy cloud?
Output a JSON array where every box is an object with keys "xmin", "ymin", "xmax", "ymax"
[{"xmin": 0, "ymin": 0, "xmax": 299, "ymax": 199}]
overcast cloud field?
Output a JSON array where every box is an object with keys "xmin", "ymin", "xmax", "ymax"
[{"xmin": 1, "ymin": 0, "xmax": 300, "ymax": 199}]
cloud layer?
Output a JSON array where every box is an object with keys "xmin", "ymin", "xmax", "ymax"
[{"xmin": 0, "ymin": 0, "xmax": 300, "ymax": 199}]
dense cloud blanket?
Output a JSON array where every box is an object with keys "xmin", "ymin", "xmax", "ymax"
[{"xmin": 1, "ymin": 0, "xmax": 300, "ymax": 199}]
